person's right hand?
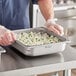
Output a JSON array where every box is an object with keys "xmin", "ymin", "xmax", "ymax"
[{"xmin": 0, "ymin": 26, "xmax": 16, "ymax": 46}]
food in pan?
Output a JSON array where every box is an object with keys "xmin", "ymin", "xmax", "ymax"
[{"xmin": 17, "ymin": 32, "xmax": 60, "ymax": 46}]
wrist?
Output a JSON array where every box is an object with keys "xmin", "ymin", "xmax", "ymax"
[
  {"xmin": 0, "ymin": 25, "xmax": 8, "ymax": 32},
  {"xmin": 46, "ymin": 18, "xmax": 58, "ymax": 24},
  {"xmin": 0, "ymin": 25, "xmax": 4, "ymax": 28},
  {"xmin": 0, "ymin": 25, "xmax": 5, "ymax": 29}
]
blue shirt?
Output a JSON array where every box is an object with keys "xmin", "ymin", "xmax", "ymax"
[{"xmin": 0, "ymin": 0, "xmax": 37, "ymax": 30}]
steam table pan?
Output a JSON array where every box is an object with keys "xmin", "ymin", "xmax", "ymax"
[{"xmin": 12, "ymin": 27, "xmax": 69, "ymax": 56}]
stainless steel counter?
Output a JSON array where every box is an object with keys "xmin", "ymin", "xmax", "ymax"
[{"xmin": 0, "ymin": 45, "xmax": 76, "ymax": 76}]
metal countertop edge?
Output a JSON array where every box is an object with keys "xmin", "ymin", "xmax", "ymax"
[{"xmin": 0, "ymin": 61, "xmax": 76, "ymax": 76}]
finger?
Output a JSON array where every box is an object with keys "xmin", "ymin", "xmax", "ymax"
[
  {"xmin": 0, "ymin": 37, "xmax": 3, "ymax": 45},
  {"xmin": 2, "ymin": 35, "xmax": 12, "ymax": 45},
  {"xmin": 54, "ymin": 25, "xmax": 64, "ymax": 35},
  {"xmin": 5, "ymin": 31, "xmax": 16, "ymax": 44},
  {"xmin": 0, "ymin": 31, "xmax": 15, "ymax": 46},
  {"xmin": 11, "ymin": 32, "xmax": 16, "ymax": 41},
  {"xmin": 0, "ymin": 36, "xmax": 11, "ymax": 46},
  {"xmin": 5, "ymin": 31, "xmax": 13, "ymax": 42},
  {"xmin": 1, "ymin": 32, "xmax": 13, "ymax": 46},
  {"xmin": 47, "ymin": 26, "xmax": 61, "ymax": 35},
  {"xmin": 0, "ymin": 36, "xmax": 8, "ymax": 46}
]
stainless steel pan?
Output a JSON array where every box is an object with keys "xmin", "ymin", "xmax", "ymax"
[{"xmin": 12, "ymin": 27, "xmax": 70, "ymax": 56}]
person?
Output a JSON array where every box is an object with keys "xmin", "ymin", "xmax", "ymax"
[{"xmin": 0, "ymin": 0, "xmax": 64, "ymax": 46}]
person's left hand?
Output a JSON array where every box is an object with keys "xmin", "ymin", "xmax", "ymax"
[{"xmin": 45, "ymin": 19, "xmax": 64, "ymax": 36}]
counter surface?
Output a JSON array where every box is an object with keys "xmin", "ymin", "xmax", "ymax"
[{"xmin": 0, "ymin": 45, "xmax": 76, "ymax": 76}]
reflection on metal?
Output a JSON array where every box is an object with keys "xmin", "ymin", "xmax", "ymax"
[
  {"xmin": 0, "ymin": 55, "xmax": 1, "ymax": 63},
  {"xmin": 0, "ymin": 47, "xmax": 6, "ymax": 70},
  {"xmin": 63, "ymin": 70, "xmax": 71, "ymax": 76},
  {"xmin": 51, "ymin": 72, "xmax": 59, "ymax": 76},
  {"xmin": 0, "ymin": 47, "xmax": 6, "ymax": 54},
  {"xmin": 0, "ymin": 54, "xmax": 1, "ymax": 70}
]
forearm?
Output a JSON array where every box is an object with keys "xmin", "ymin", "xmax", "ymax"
[{"xmin": 38, "ymin": 0, "xmax": 54, "ymax": 21}]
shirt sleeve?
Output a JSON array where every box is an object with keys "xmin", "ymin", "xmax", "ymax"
[{"xmin": 32, "ymin": 0, "xmax": 38, "ymax": 4}]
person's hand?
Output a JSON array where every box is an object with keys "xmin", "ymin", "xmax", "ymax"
[
  {"xmin": 0, "ymin": 26, "xmax": 16, "ymax": 46},
  {"xmin": 45, "ymin": 19, "xmax": 64, "ymax": 36}
]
